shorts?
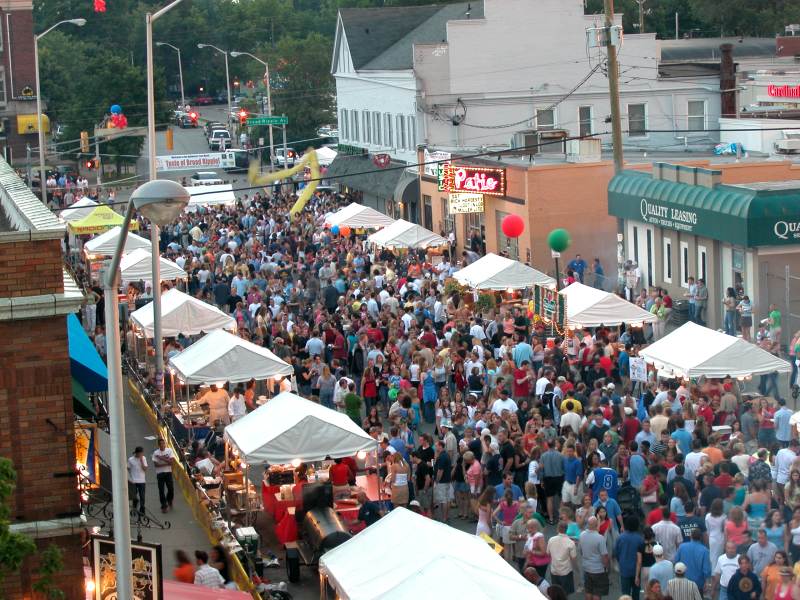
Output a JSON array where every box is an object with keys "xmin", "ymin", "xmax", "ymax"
[
  {"xmin": 584, "ymin": 571, "xmax": 609, "ymax": 596},
  {"xmin": 552, "ymin": 573, "xmax": 575, "ymax": 595},
  {"xmin": 453, "ymin": 481, "xmax": 469, "ymax": 494},
  {"xmin": 543, "ymin": 476, "xmax": 564, "ymax": 498},
  {"xmin": 434, "ymin": 482, "xmax": 452, "ymax": 505},
  {"xmin": 562, "ymin": 481, "xmax": 582, "ymax": 505},
  {"xmin": 416, "ymin": 487, "xmax": 433, "ymax": 511}
]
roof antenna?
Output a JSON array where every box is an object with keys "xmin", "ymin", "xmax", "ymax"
[{"xmin": 466, "ymin": 3, "xmax": 471, "ymax": 18}]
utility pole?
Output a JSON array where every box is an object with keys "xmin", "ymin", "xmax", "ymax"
[
  {"xmin": 636, "ymin": 0, "xmax": 646, "ymax": 33},
  {"xmin": 95, "ymin": 138, "xmax": 102, "ymax": 187},
  {"xmin": 604, "ymin": 0, "xmax": 626, "ymax": 293}
]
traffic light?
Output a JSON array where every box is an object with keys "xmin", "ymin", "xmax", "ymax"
[
  {"xmin": 165, "ymin": 127, "xmax": 174, "ymax": 151},
  {"xmin": 84, "ymin": 158, "xmax": 99, "ymax": 170},
  {"xmin": 239, "ymin": 109, "xmax": 248, "ymax": 126},
  {"xmin": 189, "ymin": 111, "xmax": 198, "ymax": 121},
  {"xmin": 80, "ymin": 131, "xmax": 89, "ymax": 153}
]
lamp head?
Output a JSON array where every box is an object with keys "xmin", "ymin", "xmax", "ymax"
[
  {"xmin": 131, "ymin": 180, "xmax": 190, "ymax": 226},
  {"xmin": 156, "ymin": 41, "xmax": 166, "ymax": 46},
  {"xmin": 69, "ymin": 18, "xmax": 87, "ymax": 26},
  {"xmin": 230, "ymin": 51, "xmax": 243, "ymax": 57},
  {"xmin": 197, "ymin": 43, "xmax": 207, "ymax": 49}
]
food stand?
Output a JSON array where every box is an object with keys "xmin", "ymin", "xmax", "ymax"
[
  {"xmin": 83, "ymin": 226, "xmax": 151, "ymax": 284},
  {"xmin": 325, "ymin": 202, "xmax": 395, "ymax": 228}
]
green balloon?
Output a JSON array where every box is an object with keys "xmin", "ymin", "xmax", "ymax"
[{"xmin": 548, "ymin": 228, "xmax": 571, "ymax": 253}]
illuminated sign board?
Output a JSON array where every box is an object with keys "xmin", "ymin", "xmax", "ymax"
[
  {"xmin": 438, "ymin": 164, "xmax": 506, "ymax": 197},
  {"xmin": 767, "ymin": 84, "xmax": 800, "ymax": 98},
  {"xmin": 448, "ymin": 193, "xmax": 485, "ymax": 214}
]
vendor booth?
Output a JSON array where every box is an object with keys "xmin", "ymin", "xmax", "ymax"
[
  {"xmin": 367, "ymin": 219, "xmax": 447, "ymax": 249},
  {"xmin": 639, "ymin": 321, "xmax": 792, "ymax": 379},
  {"xmin": 315, "ymin": 146, "xmax": 337, "ymax": 167},
  {"xmin": 67, "ymin": 205, "xmax": 134, "ymax": 235},
  {"xmin": 84, "ymin": 226, "xmax": 151, "ymax": 256},
  {"xmin": 131, "ymin": 288, "xmax": 235, "ymax": 338},
  {"xmin": 325, "ymin": 202, "xmax": 395, "ymax": 228},
  {"xmin": 60, "ymin": 197, "xmax": 98, "ymax": 222},
  {"xmin": 453, "ymin": 252, "xmax": 555, "ymax": 290},
  {"xmin": 119, "ymin": 247, "xmax": 187, "ymax": 282},
  {"xmin": 560, "ymin": 281, "xmax": 658, "ymax": 328},
  {"xmin": 185, "ymin": 184, "xmax": 237, "ymax": 211},
  {"xmin": 319, "ymin": 507, "xmax": 544, "ymax": 600}
]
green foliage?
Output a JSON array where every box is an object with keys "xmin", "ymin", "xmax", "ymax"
[
  {"xmin": 31, "ymin": 545, "xmax": 66, "ymax": 600},
  {"xmin": 0, "ymin": 458, "xmax": 37, "ymax": 583},
  {"xmin": 475, "ymin": 292, "xmax": 496, "ymax": 314}
]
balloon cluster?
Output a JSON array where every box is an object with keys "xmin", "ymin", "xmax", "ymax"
[
  {"xmin": 108, "ymin": 104, "xmax": 128, "ymax": 129},
  {"xmin": 330, "ymin": 225, "xmax": 351, "ymax": 237}
]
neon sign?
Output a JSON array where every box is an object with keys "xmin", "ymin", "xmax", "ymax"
[
  {"xmin": 767, "ymin": 84, "xmax": 800, "ymax": 99},
  {"xmin": 438, "ymin": 164, "xmax": 506, "ymax": 197}
]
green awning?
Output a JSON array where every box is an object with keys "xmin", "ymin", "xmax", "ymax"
[
  {"xmin": 608, "ymin": 169, "xmax": 800, "ymax": 247},
  {"xmin": 72, "ymin": 378, "xmax": 96, "ymax": 418}
]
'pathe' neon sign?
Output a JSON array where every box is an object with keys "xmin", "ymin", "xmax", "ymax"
[{"xmin": 438, "ymin": 164, "xmax": 506, "ymax": 197}]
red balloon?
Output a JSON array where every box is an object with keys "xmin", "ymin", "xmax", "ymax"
[
  {"xmin": 339, "ymin": 226, "xmax": 351, "ymax": 237},
  {"xmin": 501, "ymin": 214, "xmax": 525, "ymax": 238}
]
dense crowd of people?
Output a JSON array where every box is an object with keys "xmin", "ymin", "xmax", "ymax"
[{"xmin": 74, "ymin": 183, "xmax": 800, "ymax": 599}]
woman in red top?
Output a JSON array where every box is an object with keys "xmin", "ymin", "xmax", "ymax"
[
  {"xmin": 758, "ymin": 396, "xmax": 777, "ymax": 447},
  {"xmin": 361, "ymin": 359, "xmax": 378, "ymax": 410},
  {"xmin": 596, "ymin": 505, "xmax": 612, "ymax": 536}
]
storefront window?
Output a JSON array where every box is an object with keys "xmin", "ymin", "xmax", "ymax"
[
  {"xmin": 732, "ymin": 248, "xmax": 745, "ymax": 297},
  {"xmin": 423, "ymin": 195, "xmax": 432, "ymax": 230},
  {"xmin": 495, "ymin": 210, "xmax": 520, "ymax": 260},
  {"xmin": 464, "ymin": 213, "xmax": 483, "ymax": 256},
  {"xmin": 441, "ymin": 197, "xmax": 454, "ymax": 237}
]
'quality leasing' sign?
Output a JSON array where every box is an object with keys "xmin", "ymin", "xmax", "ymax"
[{"xmin": 640, "ymin": 198, "xmax": 698, "ymax": 232}]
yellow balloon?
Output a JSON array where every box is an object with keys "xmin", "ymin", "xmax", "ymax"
[{"xmin": 247, "ymin": 148, "xmax": 320, "ymax": 218}]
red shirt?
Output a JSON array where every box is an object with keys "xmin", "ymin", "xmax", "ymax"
[
  {"xmin": 646, "ymin": 508, "xmax": 677, "ymax": 527},
  {"xmin": 512, "ymin": 368, "xmax": 529, "ymax": 398},
  {"xmin": 420, "ymin": 331, "xmax": 437, "ymax": 349},
  {"xmin": 623, "ymin": 417, "xmax": 640, "ymax": 444},
  {"xmin": 329, "ymin": 462, "xmax": 351, "ymax": 486},
  {"xmin": 714, "ymin": 472, "xmax": 733, "ymax": 491},
  {"xmin": 697, "ymin": 405, "xmax": 713, "ymax": 425}
]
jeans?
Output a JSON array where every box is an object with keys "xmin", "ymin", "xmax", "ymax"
[
  {"xmin": 724, "ymin": 311, "xmax": 736, "ymax": 336},
  {"xmin": 759, "ymin": 371, "xmax": 780, "ymax": 399},
  {"xmin": 130, "ymin": 482, "xmax": 146, "ymax": 514},
  {"xmin": 320, "ymin": 388, "xmax": 334, "ymax": 409},
  {"xmin": 157, "ymin": 472, "xmax": 174, "ymax": 509},
  {"xmin": 719, "ymin": 586, "xmax": 728, "ymax": 600},
  {"xmin": 695, "ymin": 302, "xmax": 706, "ymax": 325},
  {"xmin": 688, "ymin": 302, "xmax": 696, "ymax": 322},
  {"xmin": 620, "ymin": 575, "xmax": 640, "ymax": 600}
]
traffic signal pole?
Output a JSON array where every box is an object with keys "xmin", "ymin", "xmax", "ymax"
[{"xmin": 95, "ymin": 138, "xmax": 102, "ymax": 186}]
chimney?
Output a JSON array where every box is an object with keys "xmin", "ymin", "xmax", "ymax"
[{"xmin": 720, "ymin": 43, "xmax": 737, "ymax": 118}]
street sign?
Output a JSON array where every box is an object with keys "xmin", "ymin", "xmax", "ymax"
[
  {"xmin": 247, "ymin": 115, "xmax": 288, "ymax": 126},
  {"xmin": 155, "ymin": 152, "xmax": 236, "ymax": 172}
]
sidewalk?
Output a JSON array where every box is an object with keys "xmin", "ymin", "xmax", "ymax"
[{"xmin": 122, "ymin": 388, "xmax": 212, "ymax": 580}]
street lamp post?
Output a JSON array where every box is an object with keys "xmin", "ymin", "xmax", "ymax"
[
  {"xmin": 230, "ymin": 51, "xmax": 274, "ymax": 168},
  {"xmin": 155, "ymin": 41, "xmax": 185, "ymax": 109},
  {"xmin": 103, "ymin": 180, "xmax": 189, "ymax": 600},
  {"xmin": 197, "ymin": 44, "xmax": 231, "ymax": 126},
  {"xmin": 34, "ymin": 18, "xmax": 86, "ymax": 205},
  {"xmin": 146, "ymin": 0, "xmax": 184, "ymax": 417}
]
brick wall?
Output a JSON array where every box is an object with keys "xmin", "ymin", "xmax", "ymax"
[
  {"xmin": 0, "ymin": 535, "xmax": 84, "ymax": 600},
  {"xmin": 0, "ymin": 315, "xmax": 84, "ymax": 599},
  {"xmin": 0, "ymin": 238, "xmax": 65, "ymax": 296}
]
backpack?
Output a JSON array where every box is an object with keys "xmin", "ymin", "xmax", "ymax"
[{"xmin": 616, "ymin": 481, "xmax": 645, "ymax": 523}]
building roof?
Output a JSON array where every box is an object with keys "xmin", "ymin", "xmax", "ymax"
[
  {"xmin": 0, "ymin": 156, "xmax": 64, "ymax": 238},
  {"xmin": 339, "ymin": 2, "xmax": 482, "ymax": 71},
  {"xmin": 659, "ymin": 37, "xmax": 777, "ymax": 62},
  {"xmin": 608, "ymin": 169, "xmax": 800, "ymax": 247}
]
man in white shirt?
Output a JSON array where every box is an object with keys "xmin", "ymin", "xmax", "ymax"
[
  {"xmin": 713, "ymin": 542, "xmax": 740, "ymax": 600},
  {"xmin": 469, "ymin": 318, "xmax": 486, "ymax": 341},
  {"xmin": 776, "ymin": 439, "xmax": 799, "ymax": 495},
  {"xmin": 194, "ymin": 550, "xmax": 225, "ymax": 588},
  {"xmin": 652, "ymin": 508, "xmax": 684, "ymax": 561},
  {"xmin": 491, "ymin": 388, "xmax": 518, "ymax": 416},
  {"xmin": 127, "ymin": 446, "xmax": 148, "ymax": 514},
  {"xmin": 152, "ymin": 438, "xmax": 175, "ymax": 512},
  {"xmin": 202, "ymin": 384, "xmax": 231, "ymax": 426},
  {"xmin": 228, "ymin": 388, "xmax": 247, "ymax": 422}
]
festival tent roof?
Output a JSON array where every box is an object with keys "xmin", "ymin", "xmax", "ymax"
[
  {"xmin": 169, "ymin": 329, "xmax": 292, "ymax": 385},
  {"xmin": 185, "ymin": 184, "xmax": 236, "ymax": 211},
  {"xmin": 319, "ymin": 507, "xmax": 544, "ymax": 600},
  {"xmin": 67, "ymin": 313, "xmax": 108, "ymax": 393},
  {"xmin": 119, "ymin": 247, "xmax": 187, "ymax": 281},
  {"xmin": 367, "ymin": 219, "xmax": 448, "ymax": 249},
  {"xmin": 223, "ymin": 391, "xmax": 376, "ymax": 464},
  {"xmin": 83, "ymin": 226, "xmax": 151, "ymax": 256},
  {"xmin": 559, "ymin": 281, "xmax": 658, "ymax": 327},
  {"xmin": 452, "ymin": 252, "xmax": 555, "ymax": 290},
  {"xmin": 639, "ymin": 321, "xmax": 792, "ymax": 379},
  {"xmin": 315, "ymin": 146, "xmax": 337, "ymax": 166},
  {"xmin": 325, "ymin": 202, "xmax": 395, "ymax": 228},
  {"xmin": 60, "ymin": 197, "xmax": 98, "ymax": 222},
  {"xmin": 130, "ymin": 288, "xmax": 236, "ymax": 338},
  {"xmin": 67, "ymin": 205, "xmax": 134, "ymax": 235}
]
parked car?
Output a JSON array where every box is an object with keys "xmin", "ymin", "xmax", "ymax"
[
  {"xmin": 179, "ymin": 114, "xmax": 199, "ymax": 128},
  {"xmin": 193, "ymin": 95, "xmax": 213, "ymax": 105},
  {"xmin": 208, "ymin": 129, "xmax": 231, "ymax": 151},
  {"xmin": 223, "ymin": 149, "xmax": 250, "ymax": 173},
  {"xmin": 205, "ymin": 121, "xmax": 224, "ymax": 139},
  {"xmin": 190, "ymin": 171, "xmax": 223, "ymax": 186}
]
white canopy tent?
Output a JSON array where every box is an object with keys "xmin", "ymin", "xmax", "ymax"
[
  {"xmin": 319, "ymin": 507, "xmax": 543, "ymax": 600},
  {"xmin": 130, "ymin": 288, "xmax": 236, "ymax": 338},
  {"xmin": 639, "ymin": 321, "xmax": 792, "ymax": 379},
  {"xmin": 223, "ymin": 392, "xmax": 376, "ymax": 464},
  {"xmin": 453, "ymin": 252, "xmax": 555, "ymax": 290},
  {"xmin": 325, "ymin": 203, "xmax": 395, "ymax": 229},
  {"xmin": 168, "ymin": 329, "xmax": 292, "ymax": 385},
  {"xmin": 60, "ymin": 197, "xmax": 98, "ymax": 222},
  {"xmin": 185, "ymin": 184, "xmax": 236, "ymax": 211},
  {"xmin": 84, "ymin": 226, "xmax": 152, "ymax": 256},
  {"xmin": 367, "ymin": 219, "xmax": 448, "ymax": 249},
  {"xmin": 119, "ymin": 247, "xmax": 187, "ymax": 281},
  {"xmin": 560, "ymin": 282, "xmax": 658, "ymax": 328},
  {"xmin": 315, "ymin": 146, "xmax": 337, "ymax": 167}
]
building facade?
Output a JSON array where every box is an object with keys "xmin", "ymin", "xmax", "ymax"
[
  {"xmin": 0, "ymin": 0, "xmax": 40, "ymax": 165},
  {"xmin": 609, "ymin": 161, "xmax": 800, "ymax": 337},
  {"xmin": 0, "ymin": 157, "xmax": 85, "ymax": 598}
]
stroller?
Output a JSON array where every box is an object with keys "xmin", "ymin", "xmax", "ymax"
[{"xmin": 616, "ymin": 481, "xmax": 645, "ymax": 525}]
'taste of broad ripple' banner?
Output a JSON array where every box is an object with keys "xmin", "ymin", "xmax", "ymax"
[{"xmin": 155, "ymin": 153, "xmax": 236, "ymax": 172}]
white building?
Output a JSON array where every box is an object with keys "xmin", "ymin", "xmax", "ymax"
[{"xmin": 329, "ymin": 0, "xmax": 722, "ymax": 218}]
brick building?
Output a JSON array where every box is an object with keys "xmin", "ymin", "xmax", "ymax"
[
  {"xmin": 0, "ymin": 157, "xmax": 85, "ymax": 598},
  {"xmin": 0, "ymin": 0, "xmax": 39, "ymax": 165}
]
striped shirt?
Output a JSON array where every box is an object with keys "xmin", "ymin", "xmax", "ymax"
[
  {"xmin": 666, "ymin": 576, "xmax": 702, "ymax": 600},
  {"xmin": 193, "ymin": 564, "xmax": 224, "ymax": 588}
]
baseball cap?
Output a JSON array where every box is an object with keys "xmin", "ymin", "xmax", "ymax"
[
  {"xmin": 409, "ymin": 500, "xmax": 421, "ymax": 508},
  {"xmin": 674, "ymin": 562, "xmax": 687, "ymax": 574},
  {"xmin": 653, "ymin": 545, "xmax": 664, "ymax": 556},
  {"xmin": 624, "ymin": 407, "xmax": 633, "ymax": 415},
  {"xmin": 606, "ymin": 382, "xmax": 616, "ymax": 390}
]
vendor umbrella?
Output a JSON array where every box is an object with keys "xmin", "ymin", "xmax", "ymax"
[{"xmin": 367, "ymin": 219, "xmax": 448, "ymax": 249}]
